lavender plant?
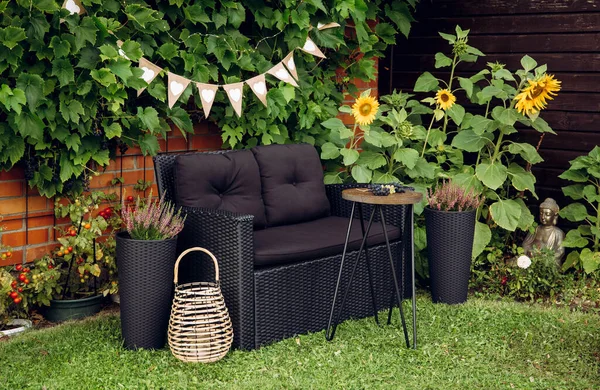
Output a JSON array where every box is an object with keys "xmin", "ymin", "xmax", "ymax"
[
  {"xmin": 121, "ymin": 192, "xmax": 186, "ymax": 240},
  {"xmin": 427, "ymin": 180, "xmax": 483, "ymax": 212}
]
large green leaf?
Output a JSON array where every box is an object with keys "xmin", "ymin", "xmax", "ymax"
[
  {"xmin": 476, "ymin": 161, "xmax": 507, "ymax": 190},
  {"xmin": 507, "ymin": 143, "xmax": 543, "ymax": 164},
  {"xmin": 453, "ymin": 172, "xmax": 484, "ymax": 193},
  {"xmin": 406, "ymin": 157, "xmax": 436, "ymax": 180},
  {"xmin": 514, "ymin": 197, "xmax": 535, "ymax": 230},
  {"xmin": 520, "ymin": 55, "xmax": 537, "ymax": 72},
  {"xmin": 562, "ymin": 229, "xmax": 589, "ymax": 248},
  {"xmin": 452, "ymin": 130, "xmax": 491, "ymax": 153},
  {"xmin": 51, "ymin": 59, "xmax": 74, "ymax": 86},
  {"xmin": 562, "ymin": 184, "xmax": 585, "ymax": 200},
  {"xmin": 15, "ymin": 112, "xmax": 44, "ymax": 141},
  {"xmin": 559, "ymin": 168, "xmax": 588, "ymax": 183},
  {"xmin": 137, "ymin": 107, "xmax": 161, "ymax": 133},
  {"xmin": 579, "ymin": 248, "xmax": 600, "ymax": 274},
  {"xmin": 351, "ymin": 165, "xmax": 372, "ymax": 183},
  {"xmin": 358, "ymin": 151, "xmax": 387, "ymax": 170},
  {"xmin": 447, "ymin": 104, "xmax": 465, "ymax": 126},
  {"xmin": 392, "ymin": 148, "xmax": 419, "ymax": 169},
  {"xmin": 507, "ymin": 163, "xmax": 536, "ymax": 195},
  {"xmin": 16, "ymin": 74, "xmax": 44, "ymax": 110},
  {"xmin": 340, "ymin": 148, "xmax": 359, "ymax": 165},
  {"xmin": 320, "ymin": 142, "xmax": 340, "ymax": 160},
  {"xmin": 60, "ymin": 100, "xmax": 85, "ymax": 123},
  {"xmin": 467, "ymin": 115, "xmax": 492, "ymax": 135},
  {"xmin": 413, "ymin": 72, "xmax": 439, "ymax": 92},
  {"xmin": 0, "ymin": 85, "xmax": 26, "ymax": 114},
  {"xmin": 491, "ymin": 106, "xmax": 518, "ymax": 126},
  {"xmin": 434, "ymin": 52, "xmax": 452, "ymax": 68},
  {"xmin": 559, "ymin": 202, "xmax": 588, "ymax": 222},
  {"xmin": 472, "ymin": 222, "xmax": 491, "ymax": 258},
  {"xmin": 489, "ymin": 199, "xmax": 521, "ymax": 231}
]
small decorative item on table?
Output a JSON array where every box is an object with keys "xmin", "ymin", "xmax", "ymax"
[{"xmin": 368, "ymin": 183, "xmax": 415, "ymax": 196}]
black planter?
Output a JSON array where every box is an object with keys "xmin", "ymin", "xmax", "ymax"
[
  {"xmin": 44, "ymin": 295, "xmax": 103, "ymax": 322},
  {"xmin": 116, "ymin": 231, "xmax": 178, "ymax": 350},
  {"xmin": 424, "ymin": 208, "xmax": 476, "ymax": 305}
]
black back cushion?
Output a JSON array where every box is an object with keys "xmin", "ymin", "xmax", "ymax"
[
  {"xmin": 252, "ymin": 144, "xmax": 330, "ymax": 227},
  {"xmin": 174, "ymin": 150, "xmax": 267, "ymax": 228}
]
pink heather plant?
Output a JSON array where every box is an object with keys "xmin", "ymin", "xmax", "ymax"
[
  {"xmin": 427, "ymin": 180, "xmax": 483, "ymax": 212},
  {"xmin": 121, "ymin": 192, "xmax": 186, "ymax": 240}
]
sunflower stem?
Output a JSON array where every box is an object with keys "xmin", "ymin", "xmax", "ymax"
[{"xmin": 421, "ymin": 114, "xmax": 437, "ymax": 158}]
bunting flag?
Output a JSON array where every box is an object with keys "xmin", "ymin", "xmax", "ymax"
[
  {"xmin": 222, "ymin": 82, "xmax": 244, "ymax": 117},
  {"xmin": 300, "ymin": 37, "xmax": 326, "ymax": 59},
  {"xmin": 62, "ymin": 0, "xmax": 86, "ymax": 15},
  {"xmin": 195, "ymin": 83, "xmax": 219, "ymax": 117},
  {"xmin": 137, "ymin": 58, "xmax": 162, "ymax": 97},
  {"xmin": 245, "ymin": 74, "xmax": 268, "ymax": 106},
  {"xmin": 167, "ymin": 72, "xmax": 192, "ymax": 109},
  {"xmin": 282, "ymin": 52, "xmax": 298, "ymax": 81},
  {"xmin": 317, "ymin": 22, "xmax": 341, "ymax": 30},
  {"xmin": 267, "ymin": 62, "xmax": 298, "ymax": 87}
]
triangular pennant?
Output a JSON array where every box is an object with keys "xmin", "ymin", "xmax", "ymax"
[
  {"xmin": 195, "ymin": 83, "xmax": 219, "ymax": 118},
  {"xmin": 137, "ymin": 58, "xmax": 163, "ymax": 97},
  {"xmin": 317, "ymin": 22, "xmax": 341, "ymax": 30},
  {"xmin": 267, "ymin": 63, "xmax": 298, "ymax": 87},
  {"xmin": 245, "ymin": 74, "xmax": 268, "ymax": 107},
  {"xmin": 300, "ymin": 37, "xmax": 326, "ymax": 59},
  {"xmin": 116, "ymin": 40, "xmax": 130, "ymax": 60},
  {"xmin": 62, "ymin": 0, "xmax": 86, "ymax": 15},
  {"xmin": 282, "ymin": 52, "xmax": 299, "ymax": 81},
  {"xmin": 222, "ymin": 82, "xmax": 244, "ymax": 117},
  {"xmin": 167, "ymin": 72, "xmax": 192, "ymax": 109}
]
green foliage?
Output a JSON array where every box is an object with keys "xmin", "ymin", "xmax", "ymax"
[
  {"xmin": 0, "ymin": 0, "xmax": 418, "ymax": 197},
  {"xmin": 322, "ymin": 26, "xmax": 557, "ymax": 275},
  {"xmin": 471, "ymin": 238, "xmax": 567, "ymax": 302},
  {"xmin": 559, "ymin": 146, "xmax": 600, "ymax": 274},
  {"xmin": 48, "ymin": 191, "xmax": 121, "ymax": 298}
]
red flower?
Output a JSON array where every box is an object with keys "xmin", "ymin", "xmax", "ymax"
[{"xmin": 501, "ymin": 276, "xmax": 508, "ymax": 285}]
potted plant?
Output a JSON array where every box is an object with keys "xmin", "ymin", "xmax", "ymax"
[
  {"xmin": 425, "ymin": 180, "xmax": 483, "ymax": 304},
  {"xmin": 39, "ymin": 192, "xmax": 121, "ymax": 322},
  {"xmin": 116, "ymin": 192, "xmax": 185, "ymax": 350}
]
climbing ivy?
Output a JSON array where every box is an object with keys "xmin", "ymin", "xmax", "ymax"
[{"xmin": 0, "ymin": 0, "xmax": 417, "ymax": 197}]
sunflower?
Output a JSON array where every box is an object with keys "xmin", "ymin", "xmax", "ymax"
[
  {"xmin": 352, "ymin": 95, "xmax": 380, "ymax": 126},
  {"xmin": 435, "ymin": 89, "xmax": 456, "ymax": 110},
  {"xmin": 514, "ymin": 74, "xmax": 561, "ymax": 115}
]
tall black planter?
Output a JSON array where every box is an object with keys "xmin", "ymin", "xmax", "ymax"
[
  {"xmin": 424, "ymin": 208, "xmax": 476, "ymax": 305},
  {"xmin": 116, "ymin": 231, "xmax": 178, "ymax": 349}
]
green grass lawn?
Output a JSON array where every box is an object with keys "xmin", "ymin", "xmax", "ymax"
[{"xmin": 1, "ymin": 296, "xmax": 599, "ymax": 390}]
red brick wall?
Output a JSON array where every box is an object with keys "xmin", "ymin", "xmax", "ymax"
[
  {"xmin": 0, "ymin": 76, "xmax": 377, "ymax": 266},
  {"xmin": 0, "ymin": 122, "xmax": 222, "ymax": 265}
]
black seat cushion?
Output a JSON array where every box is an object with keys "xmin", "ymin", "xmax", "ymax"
[
  {"xmin": 174, "ymin": 150, "xmax": 267, "ymax": 228},
  {"xmin": 251, "ymin": 144, "xmax": 330, "ymax": 227},
  {"xmin": 253, "ymin": 216, "xmax": 401, "ymax": 267}
]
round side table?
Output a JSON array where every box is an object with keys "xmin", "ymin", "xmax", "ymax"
[{"xmin": 325, "ymin": 187, "xmax": 422, "ymax": 349}]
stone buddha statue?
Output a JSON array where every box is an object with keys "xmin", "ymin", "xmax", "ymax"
[{"xmin": 522, "ymin": 198, "xmax": 565, "ymax": 267}]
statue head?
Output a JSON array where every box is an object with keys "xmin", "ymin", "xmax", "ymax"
[{"xmin": 539, "ymin": 198, "xmax": 559, "ymax": 226}]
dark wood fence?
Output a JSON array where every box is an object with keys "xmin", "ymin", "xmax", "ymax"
[{"xmin": 380, "ymin": 0, "xmax": 600, "ymax": 205}]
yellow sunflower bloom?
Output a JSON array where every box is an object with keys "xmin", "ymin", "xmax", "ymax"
[
  {"xmin": 352, "ymin": 95, "xmax": 380, "ymax": 126},
  {"xmin": 514, "ymin": 74, "xmax": 561, "ymax": 115},
  {"xmin": 435, "ymin": 89, "xmax": 456, "ymax": 110}
]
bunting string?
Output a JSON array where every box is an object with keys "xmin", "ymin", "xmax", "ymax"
[{"xmin": 62, "ymin": 2, "xmax": 340, "ymax": 118}]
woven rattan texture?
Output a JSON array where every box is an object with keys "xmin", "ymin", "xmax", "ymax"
[
  {"xmin": 255, "ymin": 240, "xmax": 404, "ymax": 346},
  {"xmin": 155, "ymin": 155, "xmax": 415, "ymax": 349},
  {"xmin": 168, "ymin": 280, "xmax": 233, "ymax": 363},
  {"xmin": 116, "ymin": 233, "xmax": 178, "ymax": 349},
  {"xmin": 425, "ymin": 208, "xmax": 476, "ymax": 304}
]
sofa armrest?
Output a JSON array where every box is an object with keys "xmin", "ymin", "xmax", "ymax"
[{"xmin": 177, "ymin": 206, "xmax": 256, "ymax": 349}]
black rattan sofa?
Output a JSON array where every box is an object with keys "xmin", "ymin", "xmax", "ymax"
[{"xmin": 154, "ymin": 143, "xmax": 412, "ymax": 349}]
